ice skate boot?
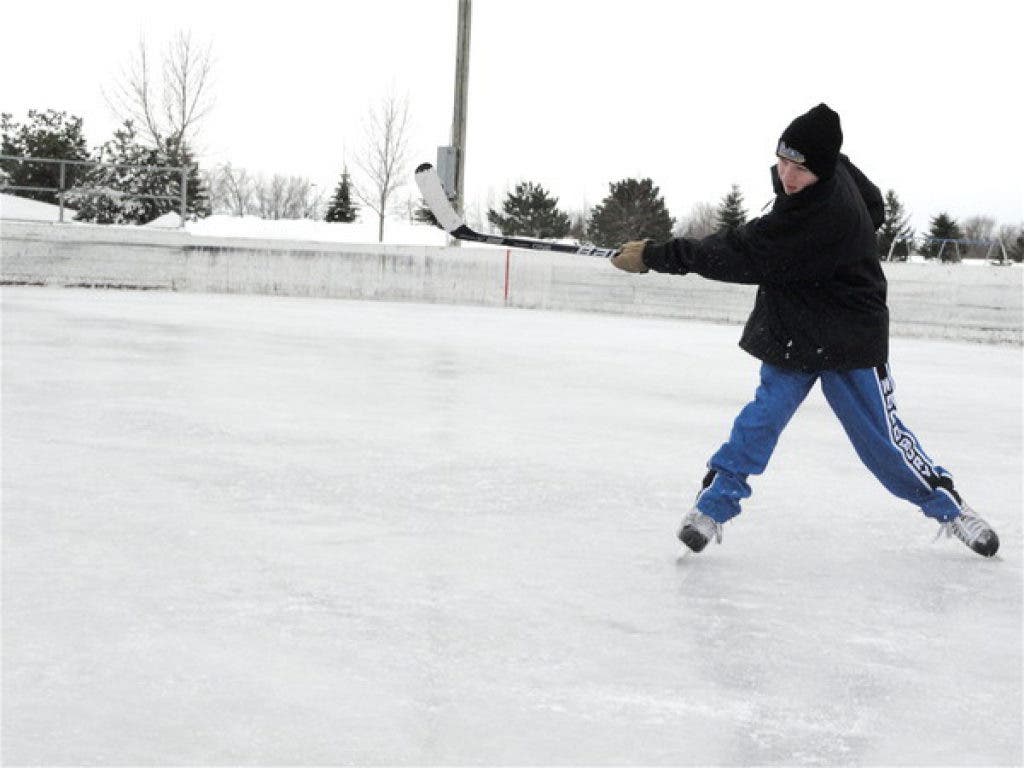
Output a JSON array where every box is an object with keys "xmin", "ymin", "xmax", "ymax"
[
  {"xmin": 938, "ymin": 506, "xmax": 999, "ymax": 558},
  {"xmin": 677, "ymin": 509, "xmax": 723, "ymax": 553}
]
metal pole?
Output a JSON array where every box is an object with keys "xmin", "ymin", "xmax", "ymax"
[
  {"xmin": 451, "ymin": 0, "xmax": 471, "ymax": 215},
  {"xmin": 180, "ymin": 166, "xmax": 188, "ymax": 228},
  {"xmin": 59, "ymin": 162, "xmax": 66, "ymax": 223}
]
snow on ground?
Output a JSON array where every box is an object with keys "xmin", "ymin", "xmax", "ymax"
[
  {"xmin": 1, "ymin": 192, "xmax": 450, "ymax": 246},
  {"xmin": 183, "ymin": 213, "xmax": 450, "ymax": 246},
  {"xmin": 2, "ymin": 287, "xmax": 1022, "ymax": 766},
  {"xmin": 0, "ymin": 191, "xmax": 77, "ymax": 222}
]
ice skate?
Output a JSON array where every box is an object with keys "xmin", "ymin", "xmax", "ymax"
[
  {"xmin": 938, "ymin": 506, "xmax": 999, "ymax": 558},
  {"xmin": 677, "ymin": 509, "xmax": 723, "ymax": 553}
]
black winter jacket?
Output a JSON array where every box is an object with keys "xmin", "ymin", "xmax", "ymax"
[{"xmin": 642, "ymin": 155, "xmax": 888, "ymax": 372}]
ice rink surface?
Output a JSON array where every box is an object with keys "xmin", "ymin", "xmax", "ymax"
[{"xmin": 2, "ymin": 287, "xmax": 1021, "ymax": 766}]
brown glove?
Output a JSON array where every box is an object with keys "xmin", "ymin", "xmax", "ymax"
[{"xmin": 610, "ymin": 240, "xmax": 650, "ymax": 273}]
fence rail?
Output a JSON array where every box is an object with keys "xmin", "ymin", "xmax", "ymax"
[{"xmin": 0, "ymin": 154, "xmax": 188, "ymax": 227}]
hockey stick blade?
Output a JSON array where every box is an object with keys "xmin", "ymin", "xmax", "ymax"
[{"xmin": 414, "ymin": 162, "xmax": 619, "ymax": 258}]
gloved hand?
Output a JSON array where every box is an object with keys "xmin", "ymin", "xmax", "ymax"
[{"xmin": 610, "ymin": 240, "xmax": 650, "ymax": 273}]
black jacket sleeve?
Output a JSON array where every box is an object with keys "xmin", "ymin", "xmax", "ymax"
[
  {"xmin": 839, "ymin": 154, "xmax": 884, "ymax": 230},
  {"xmin": 642, "ymin": 189, "xmax": 853, "ymax": 286},
  {"xmin": 641, "ymin": 159, "xmax": 881, "ymax": 286}
]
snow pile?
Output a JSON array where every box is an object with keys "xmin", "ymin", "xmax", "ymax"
[
  {"xmin": 0, "ymin": 192, "xmax": 76, "ymax": 222},
  {"xmin": 146, "ymin": 211, "xmax": 183, "ymax": 228},
  {"xmin": 1, "ymin": 192, "xmax": 449, "ymax": 246}
]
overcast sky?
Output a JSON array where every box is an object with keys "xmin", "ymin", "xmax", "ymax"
[{"xmin": 3, "ymin": 0, "xmax": 1022, "ymax": 234}]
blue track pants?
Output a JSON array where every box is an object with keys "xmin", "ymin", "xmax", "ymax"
[{"xmin": 696, "ymin": 362, "xmax": 963, "ymax": 523}]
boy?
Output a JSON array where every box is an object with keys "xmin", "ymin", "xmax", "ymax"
[{"xmin": 611, "ymin": 103, "xmax": 999, "ymax": 558}]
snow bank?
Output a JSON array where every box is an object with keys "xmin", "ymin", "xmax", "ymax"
[
  {"xmin": 1, "ymin": 194, "xmax": 449, "ymax": 247},
  {"xmin": 0, "ymin": 192, "xmax": 77, "ymax": 222}
]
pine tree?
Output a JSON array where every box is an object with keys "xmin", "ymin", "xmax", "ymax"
[
  {"xmin": 67, "ymin": 121, "xmax": 149, "ymax": 224},
  {"xmin": 920, "ymin": 212, "xmax": 965, "ymax": 262},
  {"xmin": 1, "ymin": 109, "xmax": 91, "ymax": 203},
  {"xmin": 159, "ymin": 136, "xmax": 210, "ymax": 221},
  {"xmin": 587, "ymin": 178, "xmax": 674, "ymax": 248},
  {"xmin": 1010, "ymin": 230, "xmax": 1024, "ymax": 264},
  {"xmin": 325, "ymin": 166, "xmax": 358, "ymax": 222},
  {"xmin": 487, "ymin": 181, "xmax": 571, "ymax": 238},
  {"xmin": 414, "ymin": 198, "xmax": 439, "ymax": 227},
  {"xmin": 715, "ymin": 184, "xmax": 747, "ymax": 232},
  {"xmin": 878, "ymin": 189, "xmax": 914, "ymax": 261},
  {"xmin": 68, "ymin": 120, "xmax": 209, "ymax": 224}
]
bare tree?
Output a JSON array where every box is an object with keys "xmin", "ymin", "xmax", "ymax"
[
  {"xmin": 304, "ymin": 185, "xmax": 324, "ymax": 221},
  {"xmin": 207, "ymin": 163, "xmax": 255, "ymax": 216},
  {"xmin": 962, "ymin": 215, "xmax": 997, "ymax": 258},
  {"xmin": 205, "ymin": 163, "xmax": 322, "ymax": 219},
  {"xmin": 251, "ymin": 173, "xmax": 319, "ymax": 220},
  {"xmin": 677, "ymin": 201, "xmax": 718, "ymax": 238},
  {"xmin": 105, "ymin": 30, "xmax": 214, "ymax": 149},
  {"xmin": 353, "ymin": 93, "xmax": 412, "ymax": 242}
]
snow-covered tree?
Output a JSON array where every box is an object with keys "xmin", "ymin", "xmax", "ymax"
[
  {"xmin": 69, "ymin": 120, "xmax": 209, "ymax": 224},
  {"xmin": 1, "ymin": 109, "xmax": 91, "ymax": 203}
]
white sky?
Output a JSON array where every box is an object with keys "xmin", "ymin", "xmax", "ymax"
[{"xmin": 3, "ymin": 0, "xmax": 1022, "ymax": 234}]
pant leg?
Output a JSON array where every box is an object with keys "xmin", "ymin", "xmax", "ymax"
[
  {"xmin": 697, "ymin": 362, "xmax": 817, "ymax": 523},
  {"xmin": 819, "ymin": 363, "xmax": 963, "ymax": 521}
]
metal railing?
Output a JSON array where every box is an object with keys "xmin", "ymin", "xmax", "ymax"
[{"xmin": 0, "ymin": 154, "xmax": 189, "ymax": 227}]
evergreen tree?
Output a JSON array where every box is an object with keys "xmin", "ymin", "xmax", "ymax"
[
  {"xmin": 1010, "ymin": 230, "xmax": 1024, "ymax": 264},
  {"xmin": 325, "ymin": 166, "xmax": 358, "ymax": 222},
  {"xmin": 715, "ymin": 184, "xmax": 747, "ymax": 232},
  {"xmin": 587, "ymin": 178, "xmax": 674, "ymax": 248},
  {"xmin": 158, "ymin": 136, "xmax": 210, "ymax": 221},
  {"xmin": 414, "ymin": 198, "xmax": 439, "ymax": 227},
  {"xmin": 1, "ymin": 109, "xmax": 91, "ymax": 203},
  {"xmin": 69, "ymin": 120, "xmax": 209, "ymax": 224},
  {"xmin": 67, "ymin": 121, "xmax": 149, "ymax": 224},
  {"xmin": 920, "ymin": 212, "xmax": 964, "ymax": 262},
  {"xmin": 878, "ymin": 189, "xmax": 914, "ymax": 261},
  {"xmin": 487, "ymin": 181, "xmax": 571, "ymax": 239}
]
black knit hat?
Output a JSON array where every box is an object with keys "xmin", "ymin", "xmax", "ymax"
[{"xmin": 777, "ymin": 103, "xmax": 843, "ymax": 180}]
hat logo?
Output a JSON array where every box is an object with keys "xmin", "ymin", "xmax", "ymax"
[{"xmin": 777, "ymin": 140, "xmax": 806, "ymax": 164}]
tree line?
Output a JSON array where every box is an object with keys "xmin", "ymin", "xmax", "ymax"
[
  {"xmin": 0, "ymin": 31, "xmax": 395, "ymax": 235},
  {"xmin": 1, "ymin": 30, "xmax": 1020, "ymax": 258},
  {"xmin": 474, "ymin": 179, "xmax": 1023, "ymax": 263},
  {"xmin": 4, "ymin": 105, "xmax": 1021, "ymax": 263}
]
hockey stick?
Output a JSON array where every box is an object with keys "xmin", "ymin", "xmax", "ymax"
[{"xmin": 414, "ymin": 163, "xmax": 620, "ymax": 258}]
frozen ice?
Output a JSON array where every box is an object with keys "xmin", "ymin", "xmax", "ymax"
[{"xmin": 2, "ymin": 287, "xmax": 1021, "ymax": 765}]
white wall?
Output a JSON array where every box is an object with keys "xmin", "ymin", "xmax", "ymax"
[{"xmin": 2, "ymin": 220, "xmax": 1020, "ymax": 344}]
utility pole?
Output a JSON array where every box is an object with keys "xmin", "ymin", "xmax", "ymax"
[{"xmin": 451, "ymin": 0, "xmax": 471, "ymax": 215}]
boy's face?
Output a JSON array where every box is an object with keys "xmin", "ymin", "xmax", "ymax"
[{"xmin": 777, "ymin": 156, "xmax": 819, "ymax": 195}]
